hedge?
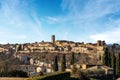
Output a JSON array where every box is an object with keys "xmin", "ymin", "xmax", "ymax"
[
  {"xmin": 0, "ymin": 70, "xmax": 28, "ymax": 77},
  {"xmin": 29, "ymin": 72, "xmax": 70, "ymax": 80}
]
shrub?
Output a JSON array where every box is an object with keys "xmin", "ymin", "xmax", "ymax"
[
  {"xmin": 83, "ymin": 69, "xmax": 105, "ymax": 76},
  {"xmin": 39, "ymin": 71, "xmax": 44, "ymax": 76},
  {"xmin": 9, "ymin": 70, "xmax": 28, "ymax": 77},
  {"xmin": 29, "ymin": 72, "xmax": 70, "ymax": 80},
  {"xmin": 0, "ymin": 70, "xmax": 28, "ymax": 77}
]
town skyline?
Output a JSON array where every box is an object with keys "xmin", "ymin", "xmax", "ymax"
[
  {"xmin": 0, "ymin": 0, "xmax": 120, "ymax": 44},
  {"xmin": 0, "ymin": 35, "xmax": 104, "ymax": 45}
]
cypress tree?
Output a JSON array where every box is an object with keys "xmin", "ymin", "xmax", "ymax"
[
  {"xmin": 116, "ymin": 53, "xmax": 120, "ymax": 76},
  {"xmin": 111, "ymin": 53, "xmax": 115, "ymax": 68},
  {"xmin": 111, "ymin": 53, "xmax": 116, "ymax": 75},
  {"xmin": 108, "ymin": 52, "xmax": 112, "ymax": 67},
  {"xmin": 70, "ymin": 52, "xmax": 75, "ymax": 65},
  {"xmin": 61, "ymin": 54, "xmax": 66, "ymax": 71},
  {"xmin": 53, "ymin": 56, "xmax": 58, "ymax": 72},
  {"xmin": 102, "ymin": 47, "xmax": 109, "ymax": 66},
  {"xmin": 102, "ymin": 47, "xmax": 112, "ymax": 67}
]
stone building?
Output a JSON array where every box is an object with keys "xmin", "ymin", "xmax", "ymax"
[
  {"xmin": 14, "ymin": 35, "xmax": 106, "ymax": 59},
  {"xmin": 51, "ymin": 35, "xmax": 55, "ymax": 44}
]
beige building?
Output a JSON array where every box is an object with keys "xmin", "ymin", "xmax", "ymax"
[{"xmin": 15, "ymin": 35, "xmax": 105, "ymax": 59}]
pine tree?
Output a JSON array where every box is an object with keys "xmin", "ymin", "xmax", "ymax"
[
  {"xmin": 116, "ymin": 53, "xmax": 120, "ymax": 76},
  {"xmin": 61, "ymin": 54, "xmax": 66, "ymax": 71},
  {"xmin": 53, "ymin": 56, "xmax": 58, "ymax": 72},
  {"xmin": 70, "ymin": 52, "xmax": 75, "ymax": 65}
]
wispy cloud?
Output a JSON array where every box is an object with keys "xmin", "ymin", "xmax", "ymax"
[
  {"xmin": 89, "ymin": 19, "xmax": 120, "ymax": 43},
  {"xmin": 0, "ymin": 0, "xmax": 43, "ymax": 43},
  {"xmin": 89, "ymin": 27, "xmax": 120, "ymax": 43},
  {"xmin": 0, "ymin": 0, "xmax": 120, "ymax": 43},
  {"xmin": 0, "ymin": 30, "xmax": 27, "ymax": 44},
  {"xmin": 58, "ymin": 0, "xmax": 120, "ymax": 43},
  {"xmin": 45, "ymin": 16, "xmax": 60, "ymax": 24}
]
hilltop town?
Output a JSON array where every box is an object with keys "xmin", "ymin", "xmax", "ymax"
[
  {"xmin": 0, "ymin": 35, "xmax": 105, "ymax": 56},
  {"xmin": 16, "ymin": 35, "xmax": 105, "ymax": 53},
  {"xmin": 0, "ymin": 35, "xmax": 107, "ymax": 65},
  {"xmin": 1, "ymin": 35, "xmax": 120, "ymax": 80}
]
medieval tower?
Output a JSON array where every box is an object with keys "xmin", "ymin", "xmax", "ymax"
[{"xmin": 51, "ymin": 35, "xmax": 55, "ymax": 44}]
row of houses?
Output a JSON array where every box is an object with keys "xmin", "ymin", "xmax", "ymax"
[{"xmin": 16, "ymin": 63, "xmax": 114, "ymax": 77}]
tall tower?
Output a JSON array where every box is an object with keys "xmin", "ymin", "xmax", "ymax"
[
  {"xmin": 51, "ymin": 35, "xmax": 55, "ymax": 44},
  {"xmin": 101, "ymin": 40, "xmax": 105, "ymax": 46},
  {"xmin": 97, "ymin": 40, "xmax": 101, "ymax": 46},
  {"xmin": 97, "ymin": 40, "xmax": 105, "ymax": 46}
]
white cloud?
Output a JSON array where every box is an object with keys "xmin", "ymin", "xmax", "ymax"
[
  {"xmin": 0, "ymin": 30, "xmax": 27, "ymax": 44},
  {"xmin": 59, "ymin": 0, "xmax": 120, "ymax": 43},
  {"xmin": 89, "ymin": 18, "xmax": 120, "ymax": 43},
  {"xmin": 89, "ymin": 26, "xmax": 120, "ymax": 43},
  {"xmin": 1, "ymin": 0, "xmax": 120, "ymax": 43},
  {"xmin": 0, "ymin": 0, "xmax": 43, "ymax": 43},
  {"xmin": 45, "ymin": 16, "xmax": 60, "ymax": 24}
]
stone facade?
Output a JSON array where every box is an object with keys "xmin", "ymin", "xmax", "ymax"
[
  {"xmin": 0, "ymin": 35, "xmax": 106, "ymax": 58},
  {"xmin": 13, "ymin": 35, "xmax": 106, "ymax": 57}
]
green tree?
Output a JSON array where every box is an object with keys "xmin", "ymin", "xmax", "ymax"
[
  {"xmin": 116, "ymin": 53, "xmax": 120, "ymax": 76},
  {"xmin": 61, "ymin": 54, "xmax": 66, "ymax": 71},
  {"xmin": 70, "ymin": 52, "xmax": 75, "ymax": 65},
  {"xmin": 53, "ymin": 56, "xmax": 58, "ymax": 72},
  {"xmin": 111, "ymin": 53, "xmax": 116, "ymax": 75},
  {"xmin": 108, "ymin": 52, "xmax": 112, "ymax": 67},
  {"xmin": 102, "ymin": 47, "xmax": 112, "ymax": 67},
  {"xmin": 111, "ymin": 53, "xmax": 115, "ymax": 68},
  {"xmin": 102, "ymin": 47, "xmax": 110, "ymax": 66}
]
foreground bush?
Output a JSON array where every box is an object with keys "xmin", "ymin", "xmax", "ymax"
[
  {"xmin": 0, "ymin": 70, "xmax": 28, "ymax": 77},
  {"xmin": 83, "ymin": 69, "xmax": 105, "ymax": 76},
  {"xmin": 29, "ymin": 72, "xmax": 70, "ymax": 80}
]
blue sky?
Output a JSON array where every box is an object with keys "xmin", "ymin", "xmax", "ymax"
[{"xmin": 0, "ymin": 0, "xmax": 120, "ymax": 44}]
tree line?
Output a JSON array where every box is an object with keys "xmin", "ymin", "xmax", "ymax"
[
  {"xmin": 53, "ymin": 52, "xmax": 75, "ymax": 72},
  {"xmin": 102, "ymin": 47, "xmax": 120, "ymax": 76}
]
